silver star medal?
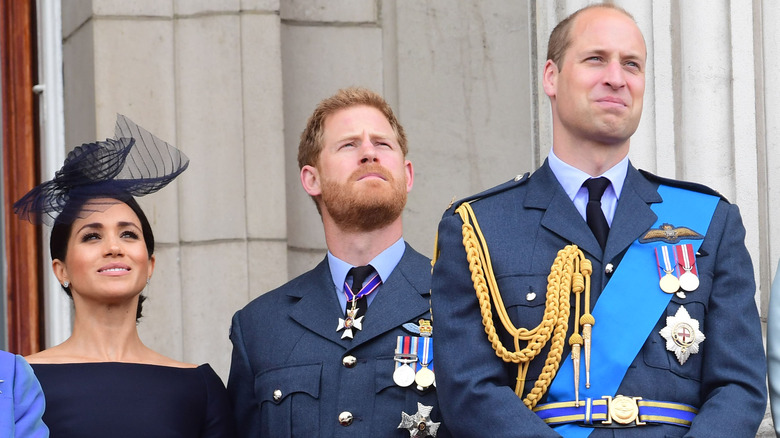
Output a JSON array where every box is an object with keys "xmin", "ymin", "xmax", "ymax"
[
  {"xmin": 337, "ymin": 307, "xmax": 364, "ymax": 339},
  {"xmin": 398, "ymin": 402, "xmax": 440, "ymax": 437},
  {"xmin": 659, "ymin": 306, "xmax": 705, "ymax": 365}
]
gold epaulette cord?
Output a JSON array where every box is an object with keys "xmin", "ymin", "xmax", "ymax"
[{"xmin": 449, "ymin": 201, "xmax": 594, "ymax": 409}]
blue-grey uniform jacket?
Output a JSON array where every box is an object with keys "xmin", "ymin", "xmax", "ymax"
[
  {"xmin": 228, "ymin": 244, "xmax": 449, "ymax": 437},
  {"xmin": 430, "ymin": 161, "xmax": 766, "ymax": 437},
  {"xmin": 766, "ymin": 259, "xmax": 780, "ymax": 435}
]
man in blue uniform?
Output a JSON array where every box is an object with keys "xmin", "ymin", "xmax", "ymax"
[
  {"xmin": 430, "ymin": 4, "xmax": 766, "ymax": 437},
  {"xmin": 228, "ymin": 87, "xmax": 447, "ymax": 437}
]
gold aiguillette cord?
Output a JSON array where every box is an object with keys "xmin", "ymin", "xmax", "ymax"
[{"xmin": 441, "ymin": 201, "xmax": 593, "ymax": 409}]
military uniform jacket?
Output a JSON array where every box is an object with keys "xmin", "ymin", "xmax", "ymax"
[
  {"xmin": 228, "ymin": 244, "xmax": 449, "ymax": 437},
  {"xmin": 430, "ymin": 161, "xmax": 766, "ymax": 437}
]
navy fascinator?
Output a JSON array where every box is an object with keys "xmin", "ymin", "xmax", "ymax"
[{"xmin": 14, "ymin": 114, "xmax": 189, "ymax": 225}]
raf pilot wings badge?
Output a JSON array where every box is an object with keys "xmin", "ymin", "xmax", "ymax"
[{"xmin": 639, "ymin": 223, "xmax": 704, "ymax": 244}]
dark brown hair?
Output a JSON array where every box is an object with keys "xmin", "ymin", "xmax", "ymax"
[{"xmin": 50, "ymin": 196, "xmax": 154, "ymax": 320}]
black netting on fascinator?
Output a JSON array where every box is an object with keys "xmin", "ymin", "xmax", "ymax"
[{"xmin": 14, "ymin": 114, "xmax": 189, "ymax": 225}]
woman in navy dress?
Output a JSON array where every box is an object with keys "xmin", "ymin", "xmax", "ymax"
[{"xmin": 14, "ymin": 115, "xmax": 236, "ymax": 438}]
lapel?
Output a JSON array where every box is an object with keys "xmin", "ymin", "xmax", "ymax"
[
  {"xmin": 603, "ymin": 165, "xmax": 662, "ymax": 263},
  {"xmin": 287, "ymin": 259, "xmax": 349, "ymax": 348},
  {"xmin": 526, "ymin": 161, "xmax": 604, "ymax": 259},
  {"xmin": 286, "ymin": 245, "xmax": 431, "ymax": 350},
  {"xmin": 524, "ymin": 161, "xmax": 661, "ymax": 262},
  {"xmin": 349, "ymin": 245, "xmax": 431, "ymax": 350}
]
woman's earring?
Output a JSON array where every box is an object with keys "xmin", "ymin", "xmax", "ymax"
[{"xmin": 63, "ymin": 281, "xmax": 69, "ymax": 288}]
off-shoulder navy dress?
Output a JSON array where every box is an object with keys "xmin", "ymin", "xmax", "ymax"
[{"xmin": 32, "ymin": 362, "xmax": 236, "ymax": 437}]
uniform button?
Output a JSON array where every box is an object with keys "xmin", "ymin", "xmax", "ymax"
[
  {"xmin": 342, "ymin": 355, "xmax": 357, "ymax": 368},
  {"xmin": 338, "ymin": 411, "xmax": 353, "ymax": 426},
  {"xmin": 605, "ymin": 263, "xmax": 614, "ymax": 274},
  {"xmin": 273, "ymin": 389, "xmax": 282, "ymax": 402},
  {"xmin": 526, "ymin": 292, "xmax": 536, "ymax": 301}
]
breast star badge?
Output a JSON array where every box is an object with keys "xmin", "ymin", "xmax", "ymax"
[
  {"xmin": 337, "ymin": 307, "xmax": 363, "ymax": 339},
  {"xmin": 398, "ymin": 402, "xmax": 440, "ymax": 437},
  {"xmin": 659, "ymin": 305, "xmax": 705, "ymax": 365}
]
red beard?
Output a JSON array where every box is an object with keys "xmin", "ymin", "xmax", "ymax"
[{"xmin": 320, "ymin": 163, "xmax": 407, "ymax": 232}]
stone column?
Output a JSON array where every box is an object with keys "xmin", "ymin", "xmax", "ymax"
[
  {"xmin": 761, "ymin": 0, "xmax": 780, "ymax": 308},
  {"xmin": 61, "ymin": 0, "xmax": 287, "ymax": 378},
  {"xmin": 281, "ymin": 0, "xmax": 383, "ymax": 276},
  {"xmin": 392, "ymin": 1, "xmax": 535, "ymax": 250}
]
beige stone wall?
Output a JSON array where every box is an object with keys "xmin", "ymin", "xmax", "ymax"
[
  {"xmin": 58, "ymin": 1, "xmax": 778, "ymax": 402},
  {"xmin": 61, "ymin": 0, "xmax": 290, "ymax": 377}
]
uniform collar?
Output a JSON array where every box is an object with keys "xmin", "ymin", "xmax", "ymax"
[
  {"xmin": 327, "ymin": 237, "xmax": 406, "ymax": 291},
  {"xmin": 547, "ymin": 148, "xmax": 629, "ymax": 201}
]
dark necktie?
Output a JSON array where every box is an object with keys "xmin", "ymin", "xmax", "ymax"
[
  {"xmin": 583, "ymin": 177, "xmax": 610, "ymax": 250},
  {"xmin": 347, "ymin": 265, "xmax": 375, "ymax": 319}
]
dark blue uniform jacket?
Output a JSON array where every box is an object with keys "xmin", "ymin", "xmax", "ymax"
[
  {"xmin": 431, "ymin": 161, "xmax": 766, "ymax": 437},
  {"xmin": 229, "ymin": 244, "xmax": 449, "ymax": 437}
]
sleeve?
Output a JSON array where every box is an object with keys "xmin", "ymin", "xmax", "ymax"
[
  {"xmin": 686, "ymin": 202, "xmax": 767, "ymax": 436},
  {"xmin": 430, "ymin": 212, "xmax": 562, "ymax": 437},
  {"xmin": 227, "ymin": 311, "xmax": 261, "ymax": 438},
  {"xmin": 13, "ymin": 355, "xmax": 49, "ymax": 438},
  {"xmin": 199, "ymin": 365, "xmax": 238, "ymax": 438},
  {"xmin": 768, "ymin": 259, "xmax": 780, "ymax": 435}
]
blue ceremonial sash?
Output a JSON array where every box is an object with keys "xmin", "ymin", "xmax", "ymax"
[{"xmin": 546, "ymin": 185, "xmax": 719, "ymax": 437}]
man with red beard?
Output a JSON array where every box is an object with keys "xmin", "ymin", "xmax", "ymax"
[{"xmin": 228, "ymin": 87, "xmax": 449, "ymax": 438}]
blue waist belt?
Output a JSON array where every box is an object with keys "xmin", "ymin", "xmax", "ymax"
[{"xmin": 534, "ymin": 396, "xmax": 698, "ymax": 428}]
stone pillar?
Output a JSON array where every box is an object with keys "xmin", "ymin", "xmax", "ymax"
[
  {"xmin": 61, "ymin": 0, "xmax": 287, "ymax": 378},
  {"xmin": 762, "ymin": 0, "xmax": 780, "ymax": 306},
  {"xmin": 281, "ymin": 0, "xmax": 383, "ymax": 277},
  {"xmin": 393, "ymin": 1, "xmax": 534, "ymax": 250},
  {"xmin": 679, "ymin": 2, "xmax": 733, "ymax": 192},
  {"xmin": 62, "ymin": 1, "xmax": 184, "ymax": 358}
]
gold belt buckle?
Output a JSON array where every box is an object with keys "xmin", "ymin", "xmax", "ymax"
[{"xmin": 601, "ymin": 395, "xmax": 646, "ymax": 426}]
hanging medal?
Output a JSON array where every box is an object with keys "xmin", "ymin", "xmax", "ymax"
[
  {"xmin": 337, "ymin": 307, "xmax": 363, "ymax": 339},
  {"xmin": 337, "ymin": 273, "xmax": 381, "ymax": 339},
  {"xmin": 655, "ymin": 245, "xmax": 680, "ymax": 294},
  {"xmin": 398, "ymin": 403, "xmax": 441, "ymax": 437},
  {"xmin": 675, "ymin": 243, "xmax": 700, "ymax": 293},
  {"xmin": 393, "ymin": 336, "xmax": 418, "ymax": 387},
  {"xmin": 414, "ymin": 336, "xmax": 435, "ymax": 389}
]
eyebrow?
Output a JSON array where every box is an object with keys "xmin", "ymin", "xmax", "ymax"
[
  {"xmin": 76, "ymin": 221, "xmax": 141, "ymax": 234},
  {"xmin": 335, "ymin": 133, "xmax": 396, "ymax": 145}
]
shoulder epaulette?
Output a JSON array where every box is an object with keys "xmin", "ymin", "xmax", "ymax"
[
  {"xmin": 638, "ymin": 169, "xmax": 728, "ymax": 203},
  {"xmin": 442, "ymin": 172, "xmax": 530, "ymax": 217}
]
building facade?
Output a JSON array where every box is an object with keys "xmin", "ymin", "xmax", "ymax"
[{"xmin": 2, "ymin": 6, "xmax": 778, "ymax": 435}]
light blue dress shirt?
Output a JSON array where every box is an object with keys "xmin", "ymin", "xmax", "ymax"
[
  {"xmin": 328, "ymin": 237, "xmax": 406, "ymax": 312},
  {"xmin": 547, "ymin": 148, "xmax": 629, "ymax": 226}
]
